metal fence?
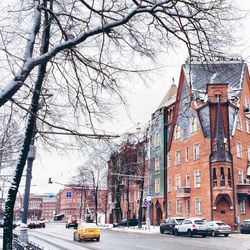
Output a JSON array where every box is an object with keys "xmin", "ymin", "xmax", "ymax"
[{"xmin": 13, "ymin": 234, "xmax": 44, "ymax": 250}]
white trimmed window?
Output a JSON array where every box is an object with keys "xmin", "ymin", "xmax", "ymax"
[
  {"xmin": 186, "ymin": 173, "xmax": 190, "ymax": 187},
  {"xmin": 194, "ymin": 144, "xmax": 200, "ymax": 160},
  {"xmin": 155, "ymin": 178, "xmax": 160, "ymax": 194},
  {"xmin": 236, "ymin": 142, "xmax": 242, "ymax": 158},
  {"xmin": 174, "ymin": 124, "xmax": 181, "ymax": 140},
  {"xmin": 185, "ymin": 147, "xmax": 189, "ymax": 162},
  {"xmin": 195, "ymin": 198, "xmax": 202, "ymax": 215},
  {"xmin": 175, "ymin": 175, "xmax": 181, "ymax": 190},
  {"xmin": 248, "ymin": 146, "xmax": 250, "ymax": 161},
  {"xmin": 194, "ymin": 171, "xmax": 201, "ymax": 187},
  {"xmin": 245, "ymin": 96, "xmax": 249, "ymax": 109},
  {"xmin": 175, "ymin": 150, "xmax": 181, "ymax": 165},
  {"xmin": 237, "ymin": 114, "xmax": 242, "ymax": 130},
  {"xmin": 154, "ymin": 132, "xmax": 160, "ymax": 147},
  {"xmin": 246, "ymin": 119, "xmax": 250, "ymax": 134},
  {"xmin": 186, "ymin": 199, "xmax": 191, "ymax": 215},
  {"xmin": 168, "ymin": 201, "xmax": 172, "ymax": 215},
  {"xmin": 154, "ymin": 157, "xmax": 160, "ymax": 173},
  {"xmin": 176, "ymin": 200, "xmax": 182, "ymax": 215},
  {"xmin": 167, "ymin": 177, "xmax": 171, "ymax": 192},
  {"xmin": 239, "ymin": 200, "xmax": 246, "ymax": 214},
  {"xmin": 190, "ymin": 117, "xmax": 198, "ymax": 134},
  {"xmin": 167, "ymin": 153, "xmax": 171, "ymax": 168},
  {"xmin": 237, "ymin": 169, "xmax": 243, "ymax": 184}
]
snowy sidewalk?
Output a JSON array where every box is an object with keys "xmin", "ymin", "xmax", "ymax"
[{"xmin": 107, "ymin": 225, "xmax": 160, "ymax": 234}]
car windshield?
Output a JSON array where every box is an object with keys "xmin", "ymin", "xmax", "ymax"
[
  {"xmin": 243, "ymin": 221, "xmax": 250, "ymax": 225},
  {"xmin": 79, "ymin": 223, "xmax": 97, "ymax": 228},
  {"xmin": 216, "ymin": 222, "xmax": 226, "ymax": 226},
  {"xmin": 194, "ymin": 220, "xmax": 204, "ymax": 225},
  {"xmin": 176, "ymin": 219, "xmax": 185, "ymax": 224}
]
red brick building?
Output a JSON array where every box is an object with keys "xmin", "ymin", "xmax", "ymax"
[
  {"xmin": 56, "ymin": 186, "xmax": 107, "ymax": 223},
  {"xmin": 165, "ymin": 59, "xmax": 250, "ymax": 229}
]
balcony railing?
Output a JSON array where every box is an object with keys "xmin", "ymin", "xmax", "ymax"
[
  {"xmin": 176, "ymin": 186, "xmax": 191, "ymax": 198},
  {"xmin": 237, "ymin": 181, "xmax": 250, "ymax": 195}
]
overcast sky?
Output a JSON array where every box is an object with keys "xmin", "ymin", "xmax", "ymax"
[{"xmin": 22, "ymin": 0, "xmax": 250, "ymax": 195}]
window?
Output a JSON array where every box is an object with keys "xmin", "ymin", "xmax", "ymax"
[
  {"xmin": 154, "ymin": 157, "xmax": 160, "ymax": 173},
  {"xmin": 195, "ymin": 198, "xmax": 202, "ymax": 215},
  {"xmin": 176, "ymin": 200, "xmax": 182, "ymax": 215},
  {"xmin": 245, "ymin": 96, "xmax": 249, "ymax": 109},
  {"xmin": 237, "ymin": 169, "xmax": 243, "ymax": 184},
  {"xmin": 185, "ymin": 147, "xmax": 189, "ymax": 162},
  {"xmin": 186, "ymin": 173, "xmax": 190, "ymax": 187},
  {"xmin": 248, "ymin": 147, "xmax": 250, "ymax": 161},
  {"xmin": 168, "ymin": 201, "xmax": 172, "ymax": 215},
  {"xmin": 246, "ymin": 119, "xmax": 250, "ymax": 134},
  {"xmin": 175, "ymin": 150, "xmax": 181, "ymax": 165},
  {"xmin": 239, "ymin": 200, "xmax": 246, "ymax": 214},
  {"xmin": 190, "ymin": 117, "xmax": 198, "ymax": 134},
  {"xmin": 174, "ymin": 124, "xmax": 181, "ymax": 140},
  {"xmin": 167, "ymin": 153, "xmax": 171, "ymax": 168},
  {"xmin": 194, "ymin": 171, "xmax": 201, "ymax": 187},
  {"xmin": 155, "ymin": 132, "xmax": 160, "ymax": 147},
  {"xmin": 236, "ymin": 142, "xmax": 242, "ymax": 158},
  {"xmin": 186, "ymin": 199, "xmax": 190, "ymax": 215},
  {"xmin": 66, "ymin": 192, "xmax": 72, "ymax": 197},
  {"xmin": 194, "ymin": 144, "xmax": 200, "ymax": 160},
  {"xmin": 167, "ymin": 177, "xmax": 171, "ymax": 192},
  {"xmin": 175, "ymin": 175, "xmax": 181, "ymax": 190},
  {"xmin": 155, "ymin": 178, "xmax": 160, "ymax": 194},
  {"xmin": 237, "ymin": 114, "xmax": 242, "ymax": 130}
]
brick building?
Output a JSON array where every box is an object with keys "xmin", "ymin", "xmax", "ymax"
[
  {"xmin": 164, "ymin": 59, "xmax": 250, "ymax": 229},
  {"xmin": 106, "ymin": 133, "xmax": 147, "ymax": 225},
  {"xmin": 56, "ymin": 186, "xmax": 107, "ymax": 223}
]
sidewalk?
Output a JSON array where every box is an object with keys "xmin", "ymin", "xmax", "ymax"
[{"xmin": 104, "ymin": 224, "xmax": 160, "ymax": 234}]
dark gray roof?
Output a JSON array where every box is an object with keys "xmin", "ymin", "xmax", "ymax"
[{"xmin": 183, "ymin": 62, "xmax": 246, "ymax": 99}]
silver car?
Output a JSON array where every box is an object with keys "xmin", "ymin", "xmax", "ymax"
[{"xmin": 206, "ymin": 221, "xmax": 231, "ymax": 237}]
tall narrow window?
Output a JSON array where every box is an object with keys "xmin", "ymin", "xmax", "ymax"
[
  {"xmin": 167, "ymin": 153, "xmax": 171, "ymax": 168},
  {"xmin": 175, "ymin": 175, "xmax": 181, "ymax": 190},
  {"xmin": 246, "ymin": 119, "xmax": 250, "ymax": 134},
  {"xmin": 167, "ymin": 177, "xmax": 171, "ymax": 192},
  {"xmin": 155, "ymin": 178, "xmax": 160, "ymax": 194},
  {"xmin": 190, "ymin": 117, "xmax": 198, "ymax": 134},
  {"xmin": 245, "ymin": 96, "xmax": 249, "ymax": 109},
  {"xmin": 175, "ymin": 150, "xmax": 181, "ymax": 165},
  {"xmin": 248, "ymin": 147, "xmax": 250, "ymax": 161},
  {"xmin": 194, "ymin": 171, "xmax": 201, "ymax": 187},
  {"xmin": 154, "ymin": 157, "xmax": 160, "ymax": 173},
  {"xmin": 236, "ymin": 142, "xmax": 242, "ymax": 158},
  {"xmin": 186, "ymin": 199, "xmax": 190, "ymax": 215},
  {"xmin": 213, "ymin": 168, "xmax": 217, "ymax": 187},
  {"xmin": 176, "ymin": 200, "xmax": 182, "ymax": 215},
  {"xmin": 194, "ymin": 144, "xmax": 200, "ymax": 160},
  {"xmin": 195, "ymin": 198, "xmax": 202, "ymax": 215},
  {"xmin": 185, "ymin": 147, "xmax": 189, "ymax": 162},
  {"xmin": 174, "ymin": 124, "xmax": 181, "ymax": 140},
  {"xmin": 155, "ymin": 132, "xmax": 160, "ymax": 147},
  {"xmin": 240, "ymin": 200, "xmax": 246, "ymax": 214},
  {"xmin": 237, "ymin": 114, "xmax": 242, "ymax": 130},
  {"xmin": 168, "ymin": 201, "xmax": 172, "ymax": 215},
  {"xmin": 220, "ymin": 167, "xmax": 225, "ymax": 186},
  {"xmin": 228, "ymin": 168, "xmax": 232, "ymax": 187},
  {"xmin": 237, "ymin": 169, "xmax": 243, "ymax": 184},
  {"xmin": 186, "ymin": 173, "xmax": 190, "ymax": 187}
]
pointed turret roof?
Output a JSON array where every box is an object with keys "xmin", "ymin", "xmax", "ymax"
[{"xmin": 158, "ymin": 83, "xmax": 177, "ymax": 109}]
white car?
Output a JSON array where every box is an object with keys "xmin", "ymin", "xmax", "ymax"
[
  {"xmin": 174, "ymin": 218, "xmax": 207, "ymax": 237},
  {"xmin": 206, "ymin": 221, "xmax": 231, "ymax": 237}
]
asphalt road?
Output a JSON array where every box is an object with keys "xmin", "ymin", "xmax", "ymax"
[{"xmin": 25, "ymin": 223, "xmax": 250, "ymax": 250}]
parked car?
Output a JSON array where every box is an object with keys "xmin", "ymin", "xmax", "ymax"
[
  {"xmin": 37, "ymin": 220, "xmax": 46, "ymax": 228},
  {"xmin": 174, "ymin": 218, "xmax": 207, "ymax": 237},
  {"xmin": 113, "ymin": 218, "xmax": 138, "ymax": 227},
  {"xmin": 66, "ymin": 219, "xmax": 78, "ymax": 229},
  {"xmin": 160, "ymin": 217, "xmax": 185, "ymax": 235},
  {"xmin": 73, "ymin": 223, "xmax": 100, "ymax": 242},
  {"xmin": 206, "ymin": 221, "xmax": 231, "ymax": 237},
  {"xmin": 240, "ymin": 219, "xmax": 250, "ymax": 234}
]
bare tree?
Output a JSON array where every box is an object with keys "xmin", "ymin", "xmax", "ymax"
[{"xmin": 0, "ymin": 0, "xmax": 240, "ymax": 248}]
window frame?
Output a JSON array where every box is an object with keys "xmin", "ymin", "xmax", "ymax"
[
  {"xmin": 195, "ymin": 198, "xmax": 202, "ymax": 215},
  {"xmin": 194, "ymin": 171, "xmax": 201, "ymax": 188},
  {"xmin": 193, "ymin": 143, "xmax": 200, "ymax": 160},
  {"xmin": 175, "ymin": 150, "xmax": 181, "ymax": 165},
  {"xmin": 155, "ymin": 178, "xmax": 160, "ymax": 194}
]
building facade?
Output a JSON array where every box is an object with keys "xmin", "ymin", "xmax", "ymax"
[{"xmin": 165, "ymin": 60, "xmax": 250, "ymax": 229}]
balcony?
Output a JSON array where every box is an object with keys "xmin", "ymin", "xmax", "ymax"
[
  {"xmin": 176, "ymin": 186, "xmax": 191, "ymax": 198},
  {"xmin": 237, "ymin": 180, "xmax": 250, "ymax": 195}
]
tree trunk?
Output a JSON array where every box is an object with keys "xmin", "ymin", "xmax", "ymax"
[
  {"xmin": 95, "ymin": 186, "xmax": 98, "ymax": 225},
  {"xmin": 3, "ymin": 1, "xmax": 51, "ymax": 248}
]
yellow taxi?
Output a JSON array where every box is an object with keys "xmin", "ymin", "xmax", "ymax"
[{"xmin": 73, "ymin": 223, "xmax": 101, "ymax": 242}]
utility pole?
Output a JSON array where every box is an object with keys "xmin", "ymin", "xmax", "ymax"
[{"xmin": 146, "ymin": 124, "xmax": 151, "ymax": 231}]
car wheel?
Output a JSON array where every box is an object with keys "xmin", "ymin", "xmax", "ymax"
[
  {"xmin": 241, "ymin": 230, "xmax": 244, "ymax": 234},
  {"xmin": 170, "ymin": 228, "xmax": 174, "ymax": 235},
  {"xmin": 211, "ymin": 230, "xmax": 216, "ymax": 237},
  {"xmin": 187, "ymin": 229, "xmax": 192, "ymax": 237},
  {"xmin": 78, "ymin": 235, "xmax": 81, "ymax": 242},
  {"xmin": 202, "ymin": 234, "xmax": 206, "ymax": 238},
  {"xmin": 73, "ymin": 234, "xmax": 76, "ymax": 241},
  {"xmin": 96, "ymin": 237, "xmax": 100, "ymax": 242},
  {"xmin": 224, "ymin": 234, "xmax": 229, "ymax": 237},
  {"xmin": 160, "ymin": 228, "xmax": 164, "ymax": 234},
  {"xmin": 174, "ymin": 229, "xmax": 179, "ymax": 236}
]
